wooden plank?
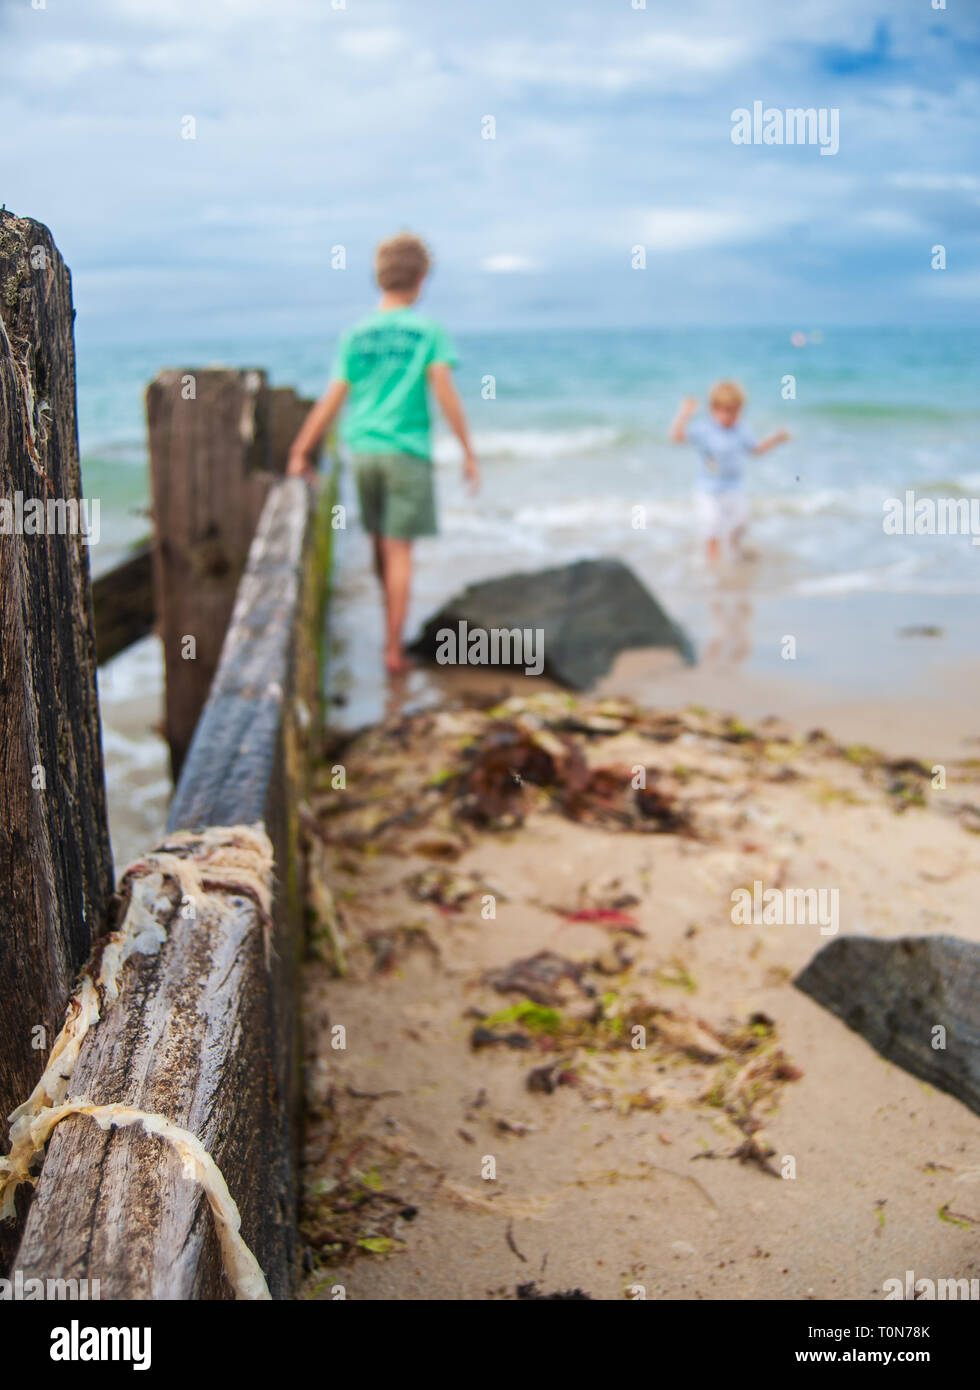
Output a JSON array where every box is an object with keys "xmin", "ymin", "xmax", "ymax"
[
  {"xmin": 0, "ymin": 211, "xmax": 114, "ymax": 1269},
  {"xmin": 146, "ymin": 374, "xmax": 316, "ymax": 780},
  {"xmin": 14, "ymin": 473, "xmax": 334, "ymax": 1298},
  {"xmin": 88, "ymin": 386, "xmax": 313, "ymax": 671},
  {"xmin": 266, "ymin": 386, "xmax": 315, "ymax": 476},
  {"xmin": 147, "ymin": 368, "xmax": 269, "ymax": 782},
  {"xmin": 91, "ymin": 543, "xmax": 154, "ymax": 665}
]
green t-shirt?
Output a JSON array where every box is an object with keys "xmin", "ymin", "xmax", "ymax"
[{"xmin": 331, "ymin": 307, "xmax": 458, "ymax": 461}]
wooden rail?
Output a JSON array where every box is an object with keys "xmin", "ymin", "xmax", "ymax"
[{"xmin": 14, "ymin": 471, "xmax": 335, "ymax": 1297}]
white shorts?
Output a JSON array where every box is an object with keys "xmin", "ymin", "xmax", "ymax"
[{"xmin": 695, "ymin": 490, "xmax": 749, "ymax": 541}]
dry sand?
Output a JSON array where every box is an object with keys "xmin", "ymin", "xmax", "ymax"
[{"xmin": 297, "ymin": 691, "xmax": 980, "ymax": 1301}]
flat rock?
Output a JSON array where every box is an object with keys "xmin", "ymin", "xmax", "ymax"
[
  {"xmin": 410, "ymin": 558, "xmax": 695, "ymax": 690},
  {"xmin": 794, "ymin": 935, "xmax": 980, "ymax": 1116}
]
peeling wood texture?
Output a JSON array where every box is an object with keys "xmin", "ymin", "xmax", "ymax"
[
  {"xmin": 91, "ymin": 543, "xmax": 153, "ymax": 665},
  {"xmin": 0, "ymin": 211, "xmax": 113, "ymax": 1270},
  {"xmin": 15, "ymin": 475, "xmax": 332, "ymax": 1298},
  {"xmin": 15, "ymin": 840, "xmax": 283, "ymax": 1299},
  {"xmin": 146, "ymin": 370, "xmax": 313, "ymax": 779}
]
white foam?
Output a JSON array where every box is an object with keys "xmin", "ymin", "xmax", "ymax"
[{"xmin": 432, "ymin": 425, "xmax": 625, "ymax": 464}]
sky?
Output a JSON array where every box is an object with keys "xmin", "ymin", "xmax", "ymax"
[{"xmin": 1, "ymin": 0, "xmax": 978, "ymax": 340}]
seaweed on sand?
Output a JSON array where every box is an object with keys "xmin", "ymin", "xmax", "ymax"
[{"xmin": 448, "ymin": 717, "xmax": 694, "ymax": 834}]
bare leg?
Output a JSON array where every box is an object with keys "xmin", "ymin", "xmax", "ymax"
[
  {"xmin": 705, "ymin": 536, "xmax": 720, "ymax": 567},
  {"xmin": 371, "ymin": 533, "xmax": 385, "ymax": 585},
  {"xmin": 380, "ymin": 536, "xmax": 413, "ymax": 673}
]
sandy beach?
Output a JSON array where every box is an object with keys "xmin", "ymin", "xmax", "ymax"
[
  {"xmin": 296, "ymin": 690, "xmax": 980, "ymax": 1300},
  {"xmin": 325, "ymin": 522, "xmax": 980, "ymax": 760}
]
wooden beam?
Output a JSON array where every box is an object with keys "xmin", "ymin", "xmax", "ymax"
[
  {"xmin": 14, "ymin": 473, "xmax": 335, "ymax": 1298},
  {"xmin": 91, "ymin": 543, "xmax": 154, "ymax": 665},
  {"xmin": 0, "ymin": 211, "xmax": 114, "ymax": 1270},
  {"xmin": 146, "ymin": 373, "xmax": 315, "ymax": 780}
]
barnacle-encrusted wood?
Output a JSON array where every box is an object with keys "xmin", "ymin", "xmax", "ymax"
[
  {"xmin": 8, "ymin": 829, "xmax": 276, "ymax": 1299},
  {"xmin": 0, "ymin": 210, "xmax": 113, "ymax": 1268}
]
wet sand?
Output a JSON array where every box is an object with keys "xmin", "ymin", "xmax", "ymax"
[
  {"xmin": 326, "ymin": 527, "xmax": 980, "ymax": 763},
  {"xmin": 96, "ymin": 635, "xmax": 170, "ymax": 873}
]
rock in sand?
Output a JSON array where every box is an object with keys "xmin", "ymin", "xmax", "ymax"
[
  {"xmin": 410, "ymin": 558, "xmax": 695, "ymax": 690},
  {"xmin": 794, "ymin": 935, "xmax": 980, "ymax": 1116}
]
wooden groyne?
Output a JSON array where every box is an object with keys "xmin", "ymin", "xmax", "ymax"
[
  {"xmin": 0, "ymin": 208, "xmax": 336, "ymax": 1297},
  {"xmin": 14, "ymin": 477, "xmax": 333, "ymax": 1298}
]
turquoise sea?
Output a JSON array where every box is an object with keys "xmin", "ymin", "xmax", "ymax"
[
  {"xmin": 80, "ymin": 323, "xmax": 980, "ymax": 863},
  {"xmin": 80, "ymin": 324, "xmax": 980, "ymax": 598}
]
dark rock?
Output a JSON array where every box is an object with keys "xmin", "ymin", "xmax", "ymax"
[
  {"xmin": 470, "ymin": 1026, "xmax": 532, "ymax": 1051},
  {"xmin": 795, "ymin": 935, "xmax": 980, "ymax": 1116},
  {"xmin": 526, "ymin": 1063, "xmax": 564, "ymax": 1094},
  {"xmin": 484, "ymin": 950, "xmax": 589, "ymax": 1005},
  {"xmin": 516, "ymin": 1281, "xmax": 592, "ymax": 1300},
  {"xmin": 410, "ymin": 558, "xmax": 695, "ymax": 690}
]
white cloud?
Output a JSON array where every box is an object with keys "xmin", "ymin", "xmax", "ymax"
[
  {"xmin": 889, "ymin": 173, "xmax": 980, "ymax": 194},
  {"xmin": 18, "ymin": 41, "xmax": 125, "ymax": 82},
  {"xmin": 613, "ymin": 33, "xmax": 749, "ymax": 73},
  {"xmin": 471, "ymin": 30, "xmax": 747, "ymax": 93},
  {"xmin": 140, "ymin": 42, "xmax": 210, "ymax": 72},
  {"xmin": 481, "ymin": 254, "xmax": 538, "ymax": 273},
  {"xmin": 337, "ymin": 27, "xmax": 405, "ymax": 62},
  {"xmin": 855, "ymin": 208, "xmax": 923, "ymax": 234},
  {"xmin": 634, "ymin": 209, "xmax": 762, "ymax": 252}
]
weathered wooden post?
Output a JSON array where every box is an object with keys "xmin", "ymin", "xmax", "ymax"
[
  {"xmin": 0, "ymin": 211, "xmax": 114, "ymax": 1268},
  {"xmin": 146, "ymin": 370, "xmax": 314, "ymax": 780}
]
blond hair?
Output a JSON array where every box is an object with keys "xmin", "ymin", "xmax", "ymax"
[
  {"xmin": 709, "ymin": 380, "xmax": 746, "ymax": 410},
  {"xmin": 374, "ymin": 232, "xmax": 431, "ymax": 292}
]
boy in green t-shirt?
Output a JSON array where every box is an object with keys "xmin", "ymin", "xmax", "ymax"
[{"xmin": 289, "ymin": 233, "xmax": 480, "ymax": 674}]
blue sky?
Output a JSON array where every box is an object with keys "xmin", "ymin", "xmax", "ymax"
[{"xmin": 2, "ymin": 0, "xmax": 978, "ymax": 339}]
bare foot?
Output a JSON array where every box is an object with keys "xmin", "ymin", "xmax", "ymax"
[{"xmin": 385, "ymin": 647, "xmax": 414, "ymax": 675}]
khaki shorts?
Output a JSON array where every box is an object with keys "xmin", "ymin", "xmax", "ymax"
[{"xmin": 353, "ymin": 452, "xmax": 438, "ymax": 540}]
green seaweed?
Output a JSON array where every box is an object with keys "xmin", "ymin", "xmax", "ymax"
[
  {"xmin": 938, "ymin": 1204, "xmax": 973, "ymax": 1229},
  {"xmin": 356, "ymin": 1236, "xmax": 402, "ymax": 1255},
  {"xmin": 484, "ymin": 1000, "xmax": 563, "ymax": 1035}
]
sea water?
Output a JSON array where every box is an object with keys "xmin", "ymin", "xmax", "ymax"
[
  {"xmin": 76, "ymin": 324, "xmax": 980, "ymax": 864},
  {"xmin": 79, "ymin": 324, "xmax": 980, "ymax": 598}
]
